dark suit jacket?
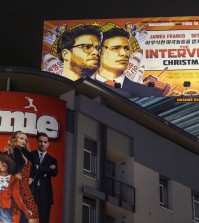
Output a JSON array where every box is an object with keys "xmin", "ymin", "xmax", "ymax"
[
  {"xmin": 30, "ymin": 150, "xmax": 58, "ymax": 205},
  {"xmin": 122, "ymin": 77, "xmax": 163, "ymax": 97},
  {"xmin": 90, "ymin": 75, "xmax": 163, "ymax": 97}
]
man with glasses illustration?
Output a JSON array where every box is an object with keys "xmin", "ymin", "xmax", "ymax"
[{"xmin": 57, "ymin": 25, "xmax": 101, "ymax": 80}]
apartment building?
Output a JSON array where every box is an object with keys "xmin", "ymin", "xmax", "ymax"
[{"xmin": 0, "ymin": 67, "xmax": 199, "ymax": 223}]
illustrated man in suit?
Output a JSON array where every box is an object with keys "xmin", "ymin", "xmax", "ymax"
[
  {"xmin": 57, "ymin": 25, "xmax": 102, "ymax": 80},
  {"xmin": 91, "ymin": 27, "xmax": 163, "ymax": 96},
  {"xmin": 91, "ymin": 27, "xmax": 131, "ymax": 86},
  {"xmin": 31, "ymin": 132, "xmax": 58, "ymax": 223}
]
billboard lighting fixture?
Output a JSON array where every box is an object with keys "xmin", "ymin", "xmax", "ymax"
[
  {"xmin": 114, "ymin": 83, "xmax": 121, "ymax": 88},
  {"xmin": 148, "ymin": 82, "xmax": 155, "ymax": 87},
  {"xmin": 183, "ymin": 81, "xmax": 191, "ymax": 88},
  {"xmin": 183, "ymin": 81, "xmax": 191, "ymax": 95}
]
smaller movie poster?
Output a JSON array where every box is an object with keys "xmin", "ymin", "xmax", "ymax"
[
  {"xmin": 41, "ymin": 16, "xmax": 199, "ymax": 97},
  {"xmin": 0, "ymin": 92, "xmax": 66, "ymax": 223}
]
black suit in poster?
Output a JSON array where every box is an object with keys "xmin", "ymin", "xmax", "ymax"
[{"xmin": 30, "ymin": 150, "xmax": 58, "ymax": 223}]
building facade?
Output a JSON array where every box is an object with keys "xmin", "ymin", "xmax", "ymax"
[{"xmin": 0, "ymin": 67, "xmax": 199, "ymax": 223}]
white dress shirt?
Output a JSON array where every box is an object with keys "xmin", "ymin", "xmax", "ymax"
[{"xmin": 91, "ymin": 71, "xmax": 125, "ymax": 87}]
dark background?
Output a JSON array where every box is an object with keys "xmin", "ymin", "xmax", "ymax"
[{"xmin": 1, "ymin": 0, "xmax": 199, "ymax": 69}]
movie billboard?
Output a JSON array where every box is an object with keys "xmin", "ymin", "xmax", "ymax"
[
  {"xmin": 42, "ymin": 17, "xmax": 199, "ymax": 97},
  {"xmin": 0, "ymin": 92, "xmax": 66, "ymax": 223}
]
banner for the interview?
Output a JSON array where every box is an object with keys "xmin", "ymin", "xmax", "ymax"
[
  {"xmin": 41, "ymin": 16, "xmax": 199, "ymax": 96},
  {"xmin": 0, "ymin": 92, "xmax": 66, "ymax": 223}
]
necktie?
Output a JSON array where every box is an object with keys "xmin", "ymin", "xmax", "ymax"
[
  {"xmin": 40, "ymin": 152, "xmax": 44, "ymax": 163},
  {"xmin": 104, "ymin": 80, "xmax": 116, "ymax": 87},
  {"xmin": 38, "ymin": 153, "xmax": 44, "ymax": 186}
]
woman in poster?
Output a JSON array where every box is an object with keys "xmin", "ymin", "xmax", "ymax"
[
  {"xmin": 0, "ymin": 153, "xmax": 32, "ymax": 223},
  {"xmin": 4, "ymin": 131, "xmax": 39, "ymax": 223}
]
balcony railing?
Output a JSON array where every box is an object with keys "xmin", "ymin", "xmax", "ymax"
[{"xmin": 105, "ymin": 176, "xmax": 135, "ymax": 212}]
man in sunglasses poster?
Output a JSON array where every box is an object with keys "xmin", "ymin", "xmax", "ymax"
[{"xmin": 57, "ymin": 25, "xmax": 101, "ymax": 80}]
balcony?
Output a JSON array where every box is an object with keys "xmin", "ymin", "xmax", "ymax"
[{"xmin": 105, "ymin": 176, "xmax": 135, "ymax": 212}]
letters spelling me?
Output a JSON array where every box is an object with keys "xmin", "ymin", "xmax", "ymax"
[{"xmin": 0, "ymin": 111, "xmax": 59, "ymax": 138}]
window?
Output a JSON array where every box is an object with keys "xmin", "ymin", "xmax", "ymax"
[
  {"xmin": 106, "ymin": 216, "xmax": 115, "ymax": 223},
  {"xmin": 192, "ymin": 192, "xmax": 199, "ymax": 222},
  {"xmin": 105, "ymin": 216, "xmax": 127, "ymax": 223},
  {"xmin": 82, "ymin": 196, "xmax": 96, "ymax": 223},
  {"xmin": 84, "ymin": 138, "xmax": 97, "ymax": 179},
  {"xmin": 106, "ymin": 160, "xmax": 115, "ymax": 177},
  {"xmin": 159, "ymin": 177, "xmax": 169, "ymax": 208}
]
